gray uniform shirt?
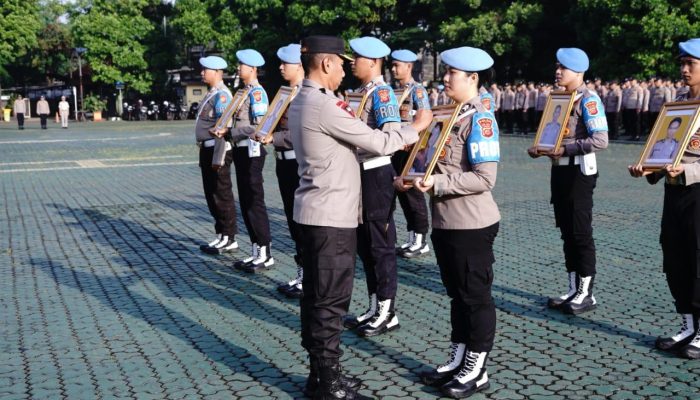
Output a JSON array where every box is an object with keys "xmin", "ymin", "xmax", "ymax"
[
  {"xmin": 194, "ymin": 81, "xmax": 232, "ymax": 166},
  {"xmin": 37, "ymin": 100, "xmax": 50, "ymax": 115},
  {"xmin": 561, "ymin": 84, "xmax": 609, "ymax": 156},
  {"xmin": 515, "ymin": 90, "xmax": 527, "ymax": 110},
  {"xmin": 490, "ymin": 87, "xmax": 501, "ymax": 111},
  {"xmin": 502, "ymin": 89, "xmax": 515, "ymax": 111},
  {"xmin": 13, "ymin": 100, "xmax": 25, "ymax": 114},
  {"xmin": 604, "ymin": 88, "xmax": 622, "ymax": 113},
  {"xmin": 288, "ymin": 79, "xmax": 418, "ymax": 228},
  {"xmin": 431, "ymin": 96, "xmax": 500, "ymax": 230},
  {"xmin": 527, "ymin": 89, "xmax": 537, "ymax": 109},
  {"xmin": 649, "ymin": 86, "xmax": 671, "ymax": 112},
  {"xmin": 623, "ymin": 85, "xmax": 644, "ymax": 109}
]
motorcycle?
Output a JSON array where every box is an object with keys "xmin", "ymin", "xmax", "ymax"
[{"xmin": 147, "ymin": 101, "xmax": 159, "ymax": 120}]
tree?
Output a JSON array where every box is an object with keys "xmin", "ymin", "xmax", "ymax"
[
  {"xmin": 575, "ymin": 0, "xmax": 700, "ymax": 79},
  {"xmin": 71, "ymin": 0, "xmax": 155, "ymax": 93},
  {"xmin": 171, "ymin": 0, "xmax": 242, "ymax": 66},
  {"xmin": 0, "ymin": 0, "xmax": 42, "ymax": 83}
]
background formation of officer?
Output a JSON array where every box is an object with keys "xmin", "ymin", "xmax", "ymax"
[{"xmin": 191, "ymin": 31, "xmax": 700, "ymax": 399}]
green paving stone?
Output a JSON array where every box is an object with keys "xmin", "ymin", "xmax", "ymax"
[{"xmin": 2, "ymin": 126, "xmax": 700, "ymax": 399}]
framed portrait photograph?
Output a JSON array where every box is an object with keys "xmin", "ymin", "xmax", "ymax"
[
  {"xmin": 400, "ymin": 104, "xmax": 462, "ymax": 184},
  {"xmin": 254, "ymin": 85, "xmax": 298, "ymax": 141},
  {"xmin": 636, "ymin": 100, "xmax": 700, "ymax": 170},
  {"xmin": 215, "ymin": 88, "xmax": 251, "ymax": 131},
  {"xmin": 532, "ymin": 91, "xmax": 576, "ymax": 152},
  {"xmin": 345, "ymin": 92, "xmax": 366, "ymax": 115}
]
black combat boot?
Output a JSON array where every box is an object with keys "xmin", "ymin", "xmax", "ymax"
[
  {"xmin": 562, "ymin": 275, "xmax": 597, "ymax": 315},
  {"xmin": 304, "ymin": 357, "xmax": 361, "ymax": 398},
  {"xmin": 418, "ymin": 342, "xmax": 466, "ymax": 386},
  {"xmin": 343, "ymin": 294, "xmax": 376, "ymax": 329},
  {"xmin": 547, "ymin": 271, "xmax": 577, "ymax": 309},
  {"xmin": 357, "ymin": 298, "xmax": 400, "ymax": 337},
  {"xmin": 655, "ymin": 313, "xmax": 695, "ymax": 352},
  {"xmin": 441, "ymin": 351, "xmax": 490, "ymax": 399},
  {"xmin": 679, "ymin": 315, "xmax": 700, "ymax": 359},
  {"xmin": 314, "ymin": 358, "xmax": 367, "ymax": 399}
]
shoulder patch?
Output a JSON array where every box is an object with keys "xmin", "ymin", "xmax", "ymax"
[
  {"xmin": 467, "ymin": 112, "xmax": 500, "ymax": 164},
  {"xmin": 581, "ymin": 94, "xmax": 607, "ymax": 135},
  {"xmin": 336, "ymin": 101, "xmax": 356, "ymax": 118},
  {"xmin": 412, "ymin": 85, "xmax": 431, "ymax": 110},
  {"xmin": 249, "ymin": 87, "xmax": 268, "ymax": 118},
  {"xmin": 371, "ymin": 85, "xmax": 400, "ymax": 126}
]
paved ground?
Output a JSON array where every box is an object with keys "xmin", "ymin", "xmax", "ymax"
[{"xmin": 1, "ymin": 118, "xmax": 699, "ymax": 399}]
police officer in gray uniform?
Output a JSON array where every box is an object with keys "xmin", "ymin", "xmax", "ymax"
[
  {"xmin": 288, "ymin": 35, "xmax": 420, "ymax": 399},
  {"xmin": 390, "ymin": 49, "xmax": 433, "ymax": 258},
  {"xmin": 229, "ymin": 49, "xmax": 275, "ymax": 270},
  {"xmin": 342, "ymin": 37, "xmax": 417, "ymax": 338},
  {"xmin": 397, "ymin": 46, "xmax": 501, "ymax": 399},
  {"xmin": 196, "ymin": 56, "xmax": 239, "ymax": 255},
  {"xmin": 528, "ymin": 48, "xmax": 608, "ymax": 315},
  {"xmin": 630, "ymin": 38, "xmax": 700, "ymax": 359}
]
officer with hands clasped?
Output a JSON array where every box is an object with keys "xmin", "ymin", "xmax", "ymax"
[
  {"xmin": 527, "ymin": 48, "xmax": 608, "ymax": 315},
  {"xmin": 343, "ymin": 36, "xmax": 431, "ymax": 338},
  {"xmin": 288, "ymin": 35, "xmax": 421, "ymax": 399},
  {"xmin": 396, "ymin": 46, "xmax": 501, "ymax": 399},
  {"xmin": 196, "ymin": 56, "xmax": 240, "ymax": 256},
  {"xmin": 629, "ymin": 38, "xmax": 700, "ymax": 359},
  {"xmin": 390, "ymin": 49, "xmax": 434, "ymax": 259},
  {"xmin": 228, "ymin": 49, "xmax": 275, "ymax": 271}
]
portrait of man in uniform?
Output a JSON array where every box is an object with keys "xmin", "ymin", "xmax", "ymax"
[
  {"xmin": 400, "ymin": 104, "xmax": 460, "ymax": 183},
  {"xmin": 255, "ymin": 85, "xmax": 297, "ymax": 141},
  {"xmin": 540, "ymin": 105, "xmax": 563, "ymax": 146},
  {"xmin": 533, "ymin": 91, "xmax": 576, "ymax": 152},
  {"xmin": 411, "ymin": 121, "xmax": 443, "ymax": 173},
  {"xmin": 637, "ymin": 102, "xmax": 700, "ymax": 170},
  {"xmin": 647, "ymin": 117, "xmax": 682, "ymax": 163}
]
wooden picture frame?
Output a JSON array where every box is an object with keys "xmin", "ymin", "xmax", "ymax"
[
  {"xmin": 214, "ymin": 87, "xmax": 251, "ymax": 131},
  {"xmin": 254, "ymin": 85, "xmax": 298, "ymax": 141},
  {"xmin": 400, "ymin": 103, "xmax": 462, "ymax": 185},
  {"xmin": 636, "ymin": 100, "xmax": 700, "ymax": 171},
  {"xmin": 532, "ymin": 91, "xmax": 576, "ymax": 153}
]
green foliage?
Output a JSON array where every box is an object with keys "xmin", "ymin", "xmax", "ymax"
[
  {"xmin": 171, "ymin": 0, "xmax": 243, "ymax": 67},
  {"xmin": 71, "ymin": 0, "xmax": 155, "ymax": 93},
  {"xmin": 3, "ymin": 0, "xmax": 700, "ymax": 93},
  {"xmin": 82, "ymin": 93, "xmax": 107, "ymax": 111},
  {"xmin": 0, "ymin": 0, "xmax": 42, "ymax": 70},
  {"xmin": 576, "ymin": 0, "xmax": 700, "ymax": 79}
]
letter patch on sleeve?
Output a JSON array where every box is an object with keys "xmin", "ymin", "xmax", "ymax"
[
  {"xmin": 214, "ymin": 90, "xmax": 231, "ymax": 116},
  {"xmin": 467, "ymin": 112, "xmax": 500, "ymax": 164},
  {"xmin": 249, "ymin": 87, "xmax": 269, "ymax": 118},
  {"xmin": 581, "ymin": 94, "xmax": 607, "ymax": 135},
  {"xmin": 372, "ymin": 85, "xmax": 401, "ymax": 127},
  {"xmin": 412, "ymin": 85, "xmax": 431, "ymax": 110}
]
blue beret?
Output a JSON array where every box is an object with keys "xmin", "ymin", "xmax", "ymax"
[
  {"xmin": 679, "ymin": 38, "xmax": 700, "ymax": 59},
  {"xmin": 349, "ymin": 37, "xmax": 390, "ymax": 59},
  {"xmin": 391, "ymin": 49, "xmax": 417, "ymax": 63},
  {"xmin": 277, "ymin": 44, "xmax": 301, "ymax": 64},
  {"xmin": 556, "ymin": 48, "xmax": 589, "ymax": 73},
  {"xmin": 440, "ymin": 47, "xmax": 494, "ymax": 72},
  {"xmin": 199, "ymin": 56, "xmax": 227, "ymax": 70},
  {"xmin": 236, "ymin": 49, "xmax": 265, "ymax": 67}
]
